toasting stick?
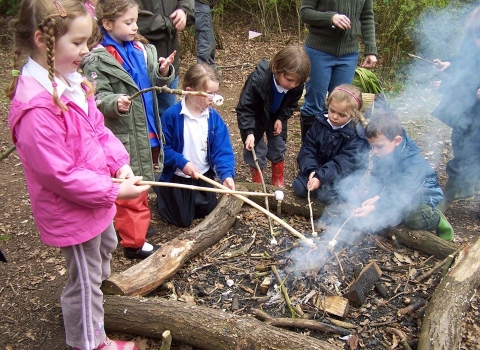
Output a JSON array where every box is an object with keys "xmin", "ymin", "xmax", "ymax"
[
  {"xmin": 129, "ymin": 86, "xmax": 224, "ymax": 106},
  {"xmin": 196, "ymin": 173, "xmax": 315, "ymax": 248}
]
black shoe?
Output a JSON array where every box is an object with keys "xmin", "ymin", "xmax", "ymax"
[
  {"xmin": 146, "ymin": 226, "xmax": 156, "ymax": 238},
  {"xmin": 123, "ymin": 243, "xmax": 158, "ymax": 259}
]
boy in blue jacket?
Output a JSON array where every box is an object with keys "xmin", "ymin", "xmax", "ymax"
[{"xmin": 353, "ymin": 111, "xmax": 454, "ymax": 240}]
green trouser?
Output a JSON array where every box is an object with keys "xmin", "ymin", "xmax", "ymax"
[{"xmin": 403, "ymin": 203, "xmax": 440, "ymax": 231}]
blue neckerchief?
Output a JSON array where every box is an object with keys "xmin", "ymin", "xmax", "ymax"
[{"xmin": 102, "ymin": 32, "xmax": 159, "ymax": 147}]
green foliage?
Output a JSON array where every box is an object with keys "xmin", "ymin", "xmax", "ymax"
[
  {"xmin": 0, "ymin": 0, "xmax": 17, "ymax": 16},
  {"xmin": 353, "ymin": 68, "xmax": 383, "ymax": 94}
]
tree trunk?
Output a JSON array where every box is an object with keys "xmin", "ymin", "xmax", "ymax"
[
  {"xmin": 101, "ymin": 194, "xmax": 244, "ymax": 296},
  {"xmin": 384, "ymin": 227, "xmax": 457, "ymax": 259},
  {"xmin": 238, "ymin": 182, "xmax": 325, "ymax": 218},
  {"xmin": 417, "ymin": 237, "xmax": 480, "ymax": 350},
  {"xmin": 103, "ymin": 295, "xmax": 342, "ymax": 350}
]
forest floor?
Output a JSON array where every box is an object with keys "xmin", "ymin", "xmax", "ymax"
[{"xmin": 1, "ymin": 14, "xmax": 480, "ymax": 350}]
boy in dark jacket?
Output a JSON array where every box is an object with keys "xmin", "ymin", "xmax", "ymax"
[
  {"xmin": 236, "ymin": 45, "xmax": 310, "ymax": 188},
  {"xmin": 353, "ymin": 111, "xmax": 454, "ymax": 240}
]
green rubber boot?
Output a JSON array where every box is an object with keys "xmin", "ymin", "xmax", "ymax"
[{"xmin": 436, "ymin": 209, "xmax": 454, "ymax": 241}]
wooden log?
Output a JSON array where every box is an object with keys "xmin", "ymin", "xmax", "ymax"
[
  {"xmin": 385, "ymin": 227, "xmax": 458, "ymax": 259},
  {"xmin": 237, "ymin": 182, "xmax": 326, "ymax": 218},
  {"xmin": 101, "ymin": 193, "xmax": 244, "ymax": 296},
  {"xmin": 418, "ymin": 238, "xmax": 480, "ymax": 350},
  {"xmin": 343, "ymin": 261, "xmax": 382, "ymax": 307},
  {"xmin": 103, "ymin": 295, "xmax": 342, "ymax": 350},
  {"xmin": 313, "ymin": 295, "xmax": 350, "ymax": 318}
]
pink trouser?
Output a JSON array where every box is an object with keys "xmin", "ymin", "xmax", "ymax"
[{"xmin": 60, "ymin": 223, "xmax": 117, "ymax": 350}]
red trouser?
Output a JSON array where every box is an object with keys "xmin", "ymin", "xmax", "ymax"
[{"xmin": 114, "ymin": 191, "xmax": 150, "ymax": 249}]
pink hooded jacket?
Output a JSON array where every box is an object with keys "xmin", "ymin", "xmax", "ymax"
[{"xmin": 8, "ymin": 76, "xmax": 129, "ymax": 247}]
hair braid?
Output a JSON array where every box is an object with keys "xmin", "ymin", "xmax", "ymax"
[
  {"xmin": 5, "ymin": 49, "xmax": 22, "ymax": 99},
  {"xmin": 42, "ymin": 17, "xmax": 68, "ymax": 111}
]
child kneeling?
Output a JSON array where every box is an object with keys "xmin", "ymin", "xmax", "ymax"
[{"xmin": 352, "ymin": 111, "xmax": 454, "ymax": 240}]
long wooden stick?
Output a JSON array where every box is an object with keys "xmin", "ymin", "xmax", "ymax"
[
  {"xmin": 196, "ymin": 173, "xmax": 315, "ymax": 247},
  {"xmin": 407, "ymin": 53, "xmax": 435, "ymax": 65},
  {"xmin": 129, "ymin": 86, "xmax": 208, "ymax": 100},
  {"xmin": 111, "ymin": 178, "xmax": 275, "ymax": 197}
]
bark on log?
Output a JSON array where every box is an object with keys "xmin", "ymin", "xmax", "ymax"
[
  {"xmin": 384, "ymin": 227, "xmax": 457, "ymax": 259},
  {"xmin": 103, "ymin": 295, "xmax": 342, "ymax": 350},
  {"xmin": 417, "ymin": 238, "xmax": 480, "ymax": 350},
  {"xmin": 238, "ymin": 182, "xmax": 326, "ymax": 218},
  {"xmin": 101, "ymin": 193, "xmax": 244, "ymax": 296}
]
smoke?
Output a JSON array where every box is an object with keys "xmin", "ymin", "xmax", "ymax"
[{"xmin": 287, "ymin": 3, "xmax": 478, "ymax": 275}]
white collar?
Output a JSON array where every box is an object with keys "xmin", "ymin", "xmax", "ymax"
[
  {"xmin": 273, "ymin": 74, "xmax": 289, "ymax": 94},
  {"xmin": 324, "ymin": 113, "xmax": 351, "ymax": 129},
  {"xmin": 22, "ymin": 57, "xmax": 84, "ymax": 97},
  {"xmin": 180, "ymin": 99, "xmax": 210, "ymax": 119}
]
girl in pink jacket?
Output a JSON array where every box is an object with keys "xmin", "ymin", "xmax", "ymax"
[{"xmin": 6, "ymin": 1, "xmax": 148, "ymax": 349}]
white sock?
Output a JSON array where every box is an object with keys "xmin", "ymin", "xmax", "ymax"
[{"xmin": 141, "ymin": 242, "xmax": 154, "ymax": 251}]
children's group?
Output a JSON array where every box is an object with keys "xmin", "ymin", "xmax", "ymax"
[{"xmin": 4, "ymin": 0, "xmax": 479, "ymax": 349}]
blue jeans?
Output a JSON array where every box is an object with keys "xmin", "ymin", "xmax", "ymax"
[
  {"xmin": 300, "ymin": 46, "xmax": 359, "ymax": 118},
  {"xmin": 157, "ymin": 76, "xmax": 179, "ymax": 116}
]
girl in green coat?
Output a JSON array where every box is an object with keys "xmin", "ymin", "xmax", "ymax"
[{"xmin": 81, "ymin": 0, "xmax": 175, "ymax": 259}]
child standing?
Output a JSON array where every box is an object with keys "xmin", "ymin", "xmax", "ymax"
[
  {"xmin": 155, "ymin": 63, "xmax": 235, "ymax": 227},
  {"xmin": 236, "ymin": 45, "xmax": 311, "ymax": 188},
  {"xmin": 81, "ymin": 0, "xmax": 176, "ymax": 259},
  {"xmin": 292, "ymin": 84, "xmax": 370, "ymax": 204},
  {"xmin": 431, "ymin": 5, "xmax": 480, "ymax": 213},
  {"xmin": 6, "ymin": 0, "xmax": 148, "ymax": 349},
  {"xmin": 352, "ymin": 111, "xmax": 454, "ymax": 240}
]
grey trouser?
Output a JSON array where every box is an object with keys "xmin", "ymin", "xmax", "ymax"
[
  {"xmin": 243, "ymin": 132, "xmax": 286, "ymax": 169},
  {"xmin": 195, "ymin": 1, "xmax": 216, "ymax": 69},
  {"xmin": 60, "ymin": 223, "xmax": 117, "ymax": 350}
]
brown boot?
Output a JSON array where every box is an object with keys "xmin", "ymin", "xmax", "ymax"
[
  {"xmin": 251, "ymin": 167, "xmax": 262, "ymax": 183},
  {"xmin": 271, "ymin": 161, "xmax": 285, "ymax": 188}
]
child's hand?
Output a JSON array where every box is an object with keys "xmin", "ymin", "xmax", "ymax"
[
  {"xmin": 433, "ymin": 59, "xmax": 450, "ymax": 71},
  {"xmin": 182, "ymin": 162, "xmax": 199, "ymax": 179},
  {"xmin": 353, "ymin": 195, "xmax": 379, "ymax": 217},
  {"xmin": 307, "ymin": 171, "xmax": 320, "ymax": 191},
  {"xmin": 273, "ymin": 119, "xmax": 282, "ymax": 136},
  {"xmin": 117, "ymin": 176, "xmax": 151, "ymax": 200},
  {"xmin": 159, "ymin": 50, "xmax": 176, "ymax": 77},
  {"xmin": 245, "ymin": 134, "xmax": 255, "ymax": 151},
  {"xmin": 115, "ymin": 164, "xmax": 135, "ymax": 179},
  {"xmin": 117, "ymin": 95, "xmax": 131, "ymax": 112},
  {"xmin": 223, "ymin": 177, "xmax": 235, "ymax": 192}
]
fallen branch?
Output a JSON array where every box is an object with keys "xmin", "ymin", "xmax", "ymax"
[
  {"xmin": 271, "ymin": 266, "xmax": 301, "ymax": 318},
  {"xmin": 418, "ymin": 237, "xmax": 480, "ymax": 349},
  {"xmin": 101, "ymin": 192, "xmax": 244, "ymax": 296},
  {"xmin": 103, "ymin": 295, "xmax": 342, "ymax": 350},
  {"xmin": 251, "ymin": 309, "xmax": 351, "ymax": 336},
  {"xmin": 0, "ymin": 145, "xmax": 16, "ymax": 161}
]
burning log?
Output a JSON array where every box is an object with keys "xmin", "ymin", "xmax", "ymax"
[
  {"xmin": 101, "ymin": 192, "xmax": 244, "ymax": 296},
  {"xmin": 418, "ymin": 237, "xmax": 480, "ymax": 350},
  {"xmin": 103, "ymin": 295, "xmax": 343, "ymax": 350},
  {"xmin": 343, "ymin": 261, "xmax": 382, "ymax": 307}
]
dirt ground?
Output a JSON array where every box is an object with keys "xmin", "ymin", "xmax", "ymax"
[{"xmin": 1, "ymin": 14, "xmax": 480, "ymax": 350}]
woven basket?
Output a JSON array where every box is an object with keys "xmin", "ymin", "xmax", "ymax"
[{"xmin": 361, "ymin": 93, "xmax": 376, "ymax": 112}]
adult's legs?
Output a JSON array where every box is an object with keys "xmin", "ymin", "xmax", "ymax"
[
  {"xmin": 327, "ymin": 51, "xmax": 359, "ymax": 95},
  {"xmin": 157, "ymin": 76, "xmax": 179, "ymax": 116},
  {"xmin": 195, "ymin": 1, "xmax": 216, "ymax": 69}
]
